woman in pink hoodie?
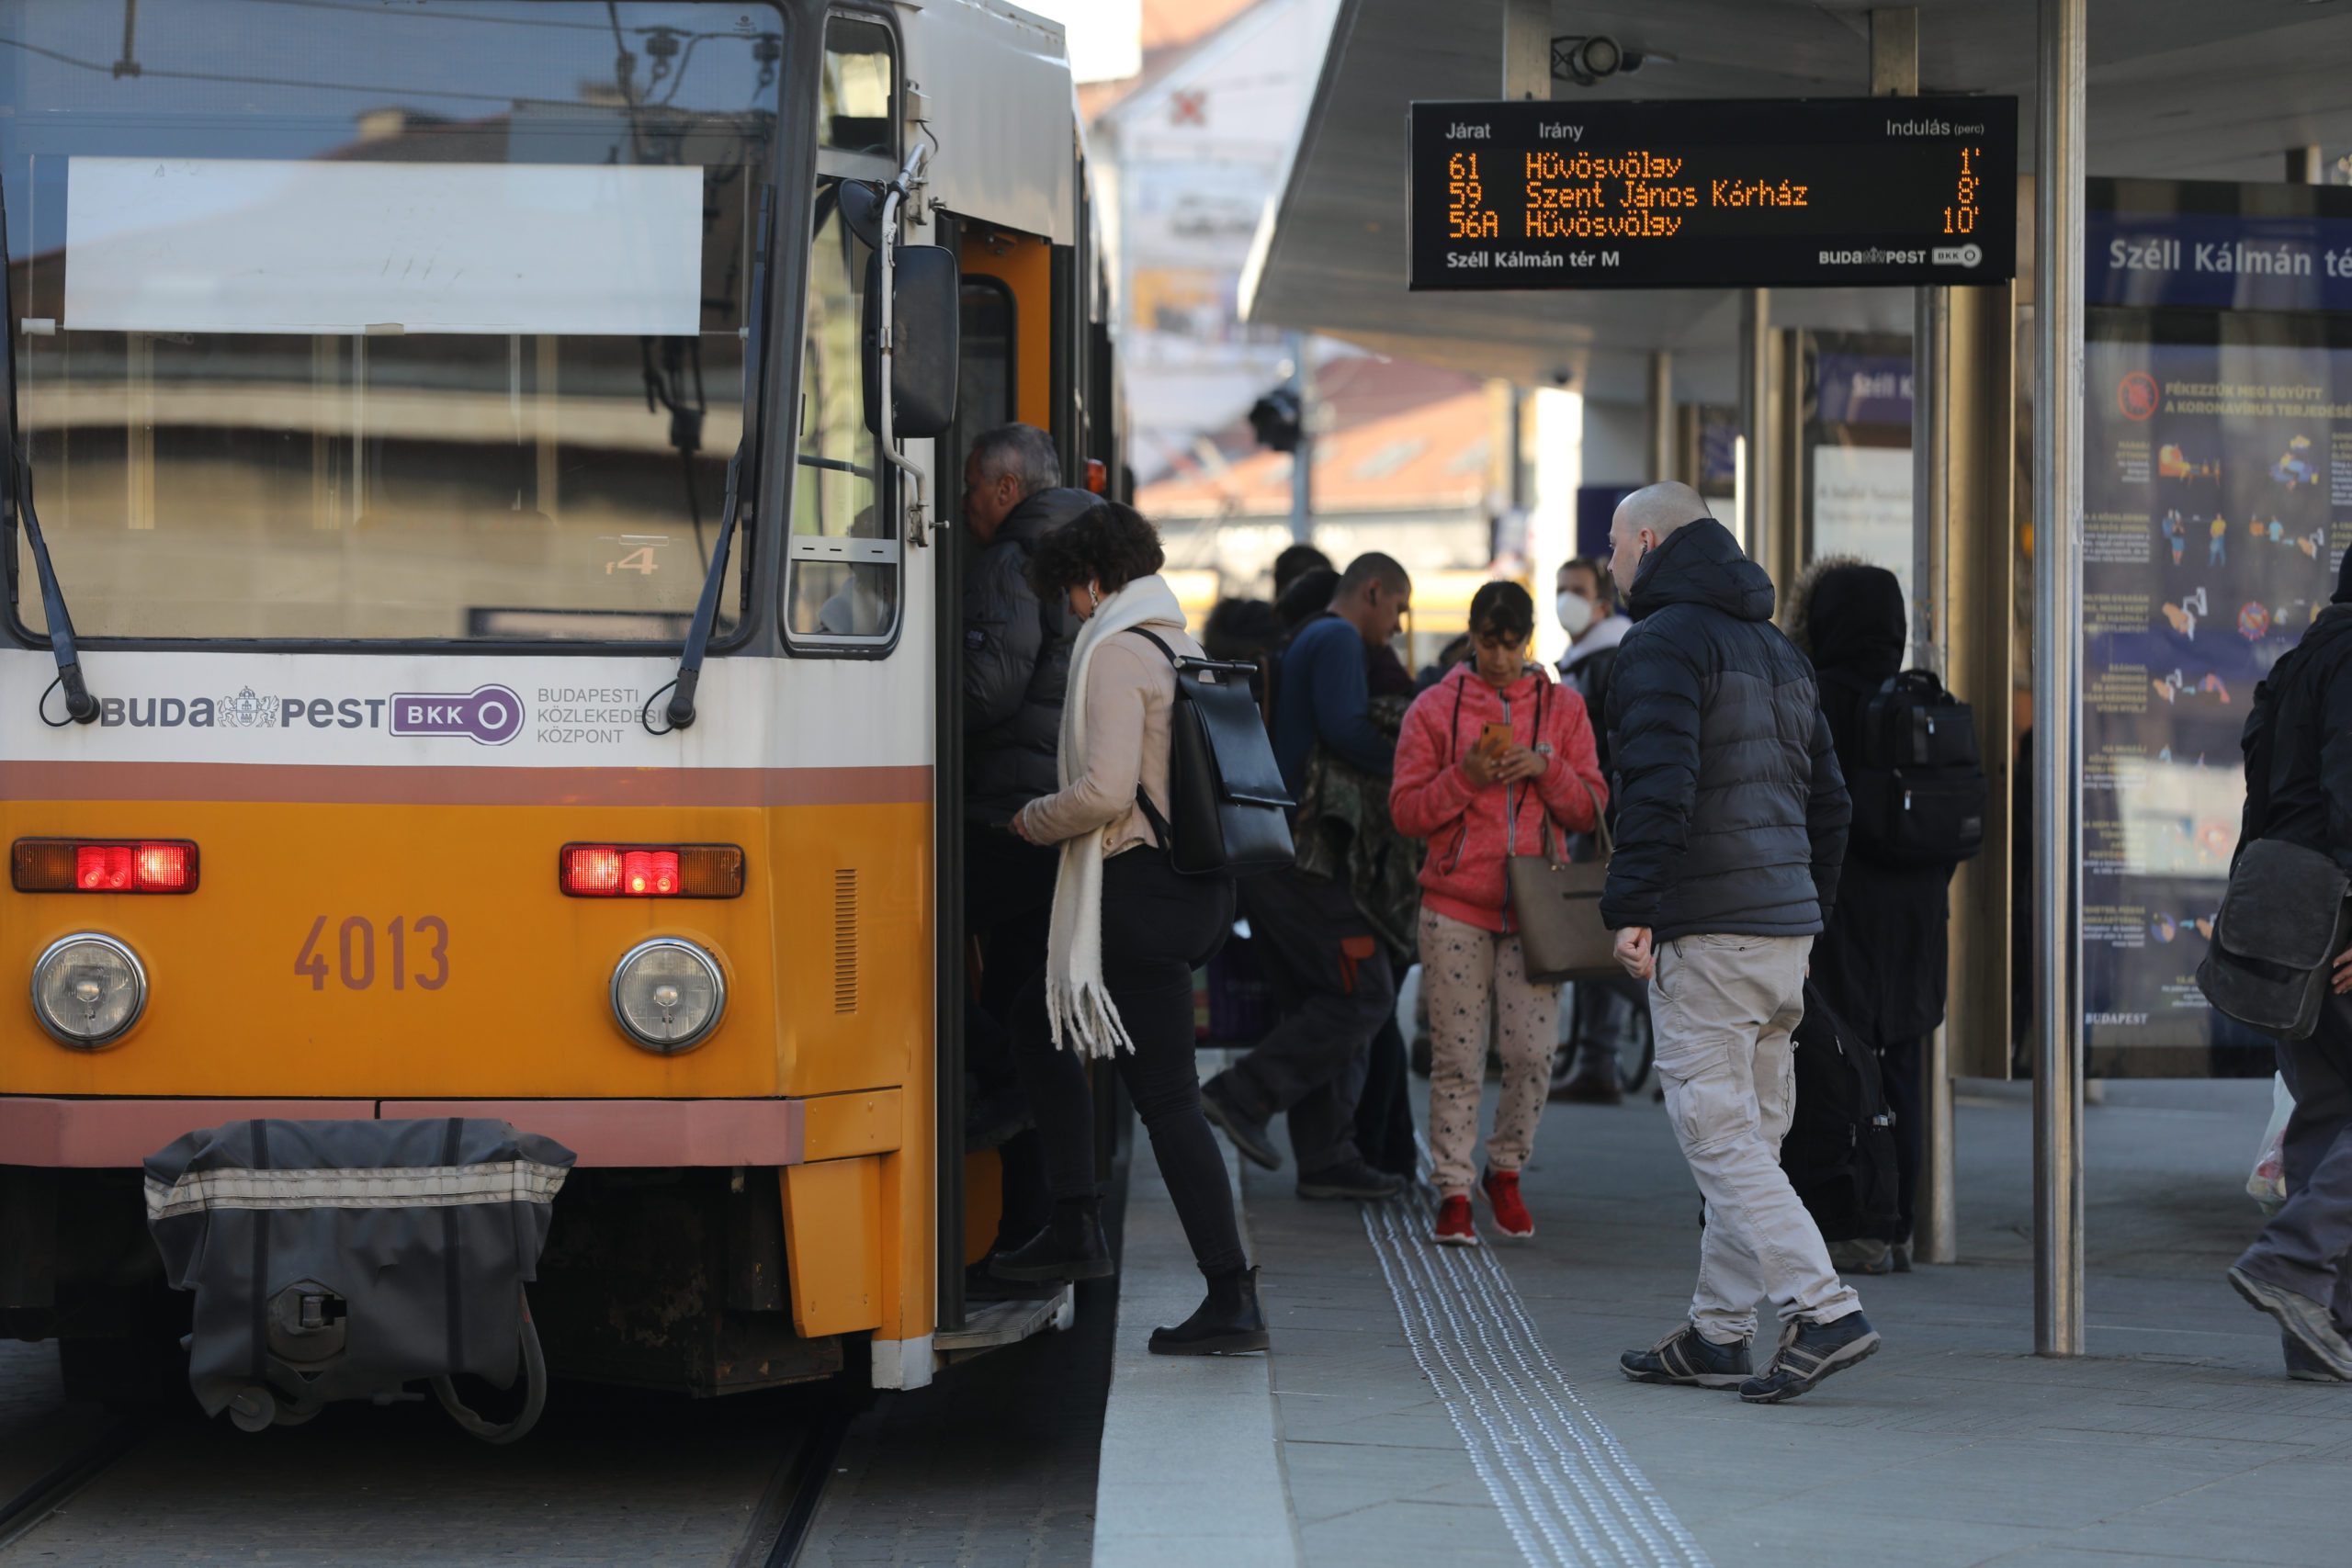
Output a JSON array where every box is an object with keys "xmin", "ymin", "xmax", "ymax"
[{"xmin": 1390, "ymin": 581, "xmax": 1606, "ymax": 1245}]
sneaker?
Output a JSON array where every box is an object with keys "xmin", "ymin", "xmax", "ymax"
[
  {"xmin": 2283, "ymin": 1331, "xmax": 2352, "ymax": 1382},
  {"xmin": 1620, "ymin": 1323, "xmax": 1752, "ymax": 1389},
  {"xmin": 1295, "ymin": 1158, "xmax": 1405, "ymax": 1201},
  {"xmin": 1829, "ymin": 1238, "xmax": 1894, "ymax": 1275},
  {"xmin": 1201, "ymin": 1075, "xmax": 1281, "ymax": 1171},
  {"xmin": 1478, "ymin": 1168, "xmax": 1533, "ymax": 1238},
  {"xmin": 2229, "ymin": 1266, "xmax": 2352, "ymax": 1380},
  {"xmin": 1432, "ymin": 1194, "xmax": 1478, "ymax": 1246},
  {"xmin": 1737, "ymin": 1311, "xmax": 1881, "ymax": 1404}
]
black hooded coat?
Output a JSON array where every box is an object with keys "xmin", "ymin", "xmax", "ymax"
[
  {"xmin": 2233, "ymin": 553, "xmax": 2352, "ymax": 874},
  {"xmin": 1794, "ymin": 561, "xmax": 1956, "ymax": 1047},
  {"xmin": 1600, "ymin": 517, "xmax": 1849, "ymax": 941}
]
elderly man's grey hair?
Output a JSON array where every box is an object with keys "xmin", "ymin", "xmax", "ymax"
[
  {"xmin": 968, "ymin": 423, "xmax": 1062, "ymax": 498},
  {"xmin": 1612, "ymin": 480, "xmax": 1713, "ymax": 541}
]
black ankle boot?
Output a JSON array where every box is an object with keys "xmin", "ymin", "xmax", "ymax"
[
  {"xmin": 989, "ymin": 1197, "xmax": 1114, "ymax": 1282},
  {"xmin": 1148, "ymin": 1265, "xmax": 1270, "ymax": 1356}
]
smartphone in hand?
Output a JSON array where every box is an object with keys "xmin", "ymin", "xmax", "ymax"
[{"xmin": 1476, "ymin": 722, "xmax": 1513, "ymax": 761}]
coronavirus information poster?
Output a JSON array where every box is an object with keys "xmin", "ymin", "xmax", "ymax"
[{"xmin": 2082, "ymin": 180, "xmax": 2352, "ymax": 1071}]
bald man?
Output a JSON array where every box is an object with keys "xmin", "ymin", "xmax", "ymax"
[{"xmin": 1600, "ymin": 483, "xmax": 1873, "ymax": 1404}]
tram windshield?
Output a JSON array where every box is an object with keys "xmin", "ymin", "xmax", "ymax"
[{"xmin": 0, "ymin": 0, "xmax": 786, "ymax": 643}]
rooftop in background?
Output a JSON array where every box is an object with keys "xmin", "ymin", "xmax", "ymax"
[
  {"xmin": 1078, "ymin": 0, "xmax": 1267, "ymax": 121},
  {"xmin": 1138, "ymin": 355, "xmax": 1487, "ymax": 522}
]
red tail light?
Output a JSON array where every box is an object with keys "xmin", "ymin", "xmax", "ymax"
[
  {"xmin": 135, "ymin": 842, "xmax": 191, "ymax": 888},
  {"xmin": 560, "ymin": 843, "xmax": 743, "ymax": 898},
  {"xmin": 622, "ymin": 850, "xmax": 679, "ymax": 897},
  {"xmin": 1085, "ymin": 457, "xmax": 1108, "ymax": 494},
  {"xmin": 13, "ymin": 839, "xmax": 199, "ymax": 894},
  {"xmin": 565, "ymin": 846, "xmax": 625, "ymax": 895},
  {"xmin": 79, "ymin": 845, "xmax": 133, "ymax": 889}
]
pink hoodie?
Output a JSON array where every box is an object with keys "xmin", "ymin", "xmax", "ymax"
[{"xmin": 1389, "ymin": 661, "xmax": 1607, "ymax": 934}]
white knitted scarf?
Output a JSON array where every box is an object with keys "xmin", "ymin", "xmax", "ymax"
[{"xmin": 1042, "ymin": 572, "xmax": 1187, "ymax": 1058}]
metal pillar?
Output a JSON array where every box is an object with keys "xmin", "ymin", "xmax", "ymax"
[
  {"xmin": 1737, "ymin": 288, "xmax": 1770, "ymax": 558},
  {"xmin": 1883, "ymin": 6, "xmax": 1934, "ymax": 671},
  {"xmin": 1645, "ymin": 352, "xmax": 1674, "ymax": 483},
  {"xmin": 1910, "ymin": 276, "xmax": 1957, "ymax": 1267},
  {"xmin": 1287, "ymin": 333, "xmax": 1315, "ymax": 545},
  {"xmin": 1870, "ymin": 8, "xmax": 1918, "ymax": 98},
  {"xmin": 2033, "ymin": 0, "xmax": 2086, "ymax": 1359},
  {"xmin": 1882, "ymin": 6, "xmax": 2018, "ymax": 1265},
  {"xmin": 1915, "ymin": 279, "xmax": 2015, "ymax": 1260},
  {"xmin": 1502, "ymin": 0, "xmax": 1550, "ymax": 100},
  {"xmin": 1912, "ymin": 288, "xmax": 1945, "ymax": 673}
]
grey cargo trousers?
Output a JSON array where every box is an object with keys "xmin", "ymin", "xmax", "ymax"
[{"xmin": 1649, "ymin": 932, "xmax": 1861, "ymax": 1343}]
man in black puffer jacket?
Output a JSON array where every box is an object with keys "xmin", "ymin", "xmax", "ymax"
[
  {"xmin": 963, "ymin": 424, "xmax": 1104, "ymax": 823},
  {"xmin": 1600, "ymin": 482, "xmax": 1877, "ymax": 1406},
  {"xmin": 961, "ymin": 422, "xmax": 1103, "ymax": 1000}
]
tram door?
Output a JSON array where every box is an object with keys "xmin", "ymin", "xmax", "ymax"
[{"xmin": 933, "ymin": 220, "xmax": 1049, "ymax": 1331}]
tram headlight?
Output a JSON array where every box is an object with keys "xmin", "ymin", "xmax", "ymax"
[
  {"xmin": 609, "ymin": 938, "xmax": 725, "ymax": 1054},
  {"xmin": 31, "ymin": 932, "xmax": 147, "ymax": 1048}
]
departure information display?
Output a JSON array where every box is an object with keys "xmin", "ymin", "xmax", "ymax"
[{"xmin": 1408, "ymin": 96, "xmax": 2017, "ymax": 291}]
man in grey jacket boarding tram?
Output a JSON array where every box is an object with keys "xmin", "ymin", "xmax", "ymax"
[
  {"xmin": 958, "ymin": 423, "xmax": 1110, "ymax": 1294},
  {"xmin": 1599, "ymin": 481, "xmax": 1879, "ymax": 1404}
]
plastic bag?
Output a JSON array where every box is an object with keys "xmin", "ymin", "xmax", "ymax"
[{"xmin": 2247, "ymin": 1072, "xmax": 2294, "ymax": 1213}]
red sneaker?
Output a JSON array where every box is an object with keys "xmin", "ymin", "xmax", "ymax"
[
  {"xmin": 1480, "ymin": 1168, "xmax": 1534, "ymax": 1238},
  {"xmin": 1432, "ymin": 1194, "xmax": 1479, "ymax": 1246}
]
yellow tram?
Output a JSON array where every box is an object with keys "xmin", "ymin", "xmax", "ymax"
[{"xmin": 0, "ymin": 0, "xmax": 1119, "ymax": 1407}]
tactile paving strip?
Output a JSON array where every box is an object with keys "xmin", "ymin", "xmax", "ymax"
[{"xmin": 1363, "ymin": 1179, "xmax": 1712, "ymax": 1568}]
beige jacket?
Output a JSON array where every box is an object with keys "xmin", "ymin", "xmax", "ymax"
[{"xmin": 1015, "ymin": 615, "xmax": 1200, "ymax": 857}]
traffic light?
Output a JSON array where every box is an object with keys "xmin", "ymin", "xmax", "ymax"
[{"xmin": 1248, "ymin": 388, "xmax": 1302, "ymax": 453}]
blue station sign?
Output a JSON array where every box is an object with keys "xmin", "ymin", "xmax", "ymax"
[{"xmin": 2090, "ymin": 177, "xmax": 2352, "ymax": 312}]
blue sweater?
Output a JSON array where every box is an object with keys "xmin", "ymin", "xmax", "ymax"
[{"xmin": 1272, "ymin": 615, "xmax": 1395, "ymax": 795}]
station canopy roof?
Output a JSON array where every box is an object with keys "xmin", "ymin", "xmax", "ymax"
[{"xmin": 1243, "ymin": 0, "xmax": 2352, "ymax": 402}]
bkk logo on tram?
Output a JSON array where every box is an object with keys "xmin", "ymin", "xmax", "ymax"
[{"xmin": 97, "ymin": 683, "xmax": 527, "ymax": 746}]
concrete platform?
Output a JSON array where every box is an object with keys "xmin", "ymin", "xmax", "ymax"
[{"xmin": 1095, "ymin": 1066, "xmax": 2352, "ymax": 1568}]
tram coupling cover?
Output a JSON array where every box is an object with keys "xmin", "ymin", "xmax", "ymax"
[{"xmin": 142, "ymin": 1118, "xmax": 573, "ymax": 1437}]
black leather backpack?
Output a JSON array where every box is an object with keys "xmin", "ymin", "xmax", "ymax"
[
  {"xmin": 1847, "ymin": 669, "xmax": 1987, "ymax": 869},
  {"xmin": 1130, "ymin": 629, "xmax": 1295, "ymax": 877}
]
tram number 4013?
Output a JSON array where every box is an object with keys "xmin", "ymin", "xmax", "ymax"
[{"xmin": 296, "ymin": 915, "xmax": 449, "ymax": 991}]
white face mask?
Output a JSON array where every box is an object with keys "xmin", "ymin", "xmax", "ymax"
[{"xmin": 1556, "ymin": 590, "xmax": 1594, "ymax": 637}]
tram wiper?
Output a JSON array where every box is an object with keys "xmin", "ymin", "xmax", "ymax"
[
  {"xmin": 0, "ymin": 177, "xmax": 96, "ymax": 725},
  {"xmin": 648, "ymin": 183, "xmax": 774, "ymax": 734}
]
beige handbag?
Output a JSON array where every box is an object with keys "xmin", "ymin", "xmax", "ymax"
[{"xmin": 1507, "ymin": 777, "xmax": 1619, "ymax": 984}]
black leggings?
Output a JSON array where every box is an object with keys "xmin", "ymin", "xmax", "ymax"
[{"xmin": 1011, "ymin": 849, "xmax": 1245, "ymax": 1278}]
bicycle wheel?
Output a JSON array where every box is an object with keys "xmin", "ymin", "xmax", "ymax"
[{"xmin": 1617, "ymin": 1007, "xmax": 1655, "ymax": 1096}]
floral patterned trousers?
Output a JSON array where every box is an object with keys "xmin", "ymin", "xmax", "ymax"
[{"xmin": 1421, "ymin": 907, "xmax": 1560, "ymax": 1199}]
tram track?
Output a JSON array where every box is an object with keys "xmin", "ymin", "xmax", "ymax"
[
  {"xmin": 0, "ymin": 1380, "xmax": 853, "ymax": 1567},
  {"xmin": 0, "ymin": 1417, "xmax": 146, "ymax": 1557},
  {"xmin": 735, "ymin": 1396, "xmax": 854, "ymax": 1568}
]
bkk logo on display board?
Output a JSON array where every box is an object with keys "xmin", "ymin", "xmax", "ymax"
[{"xmin": 2082, "ymin": 178, "xmax": 2352, "ymax": 1073}]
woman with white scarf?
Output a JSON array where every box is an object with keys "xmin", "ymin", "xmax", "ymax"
[{"xmin": 991, "ymin": 503, "xmax": 1265, "ymax": 1355}]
